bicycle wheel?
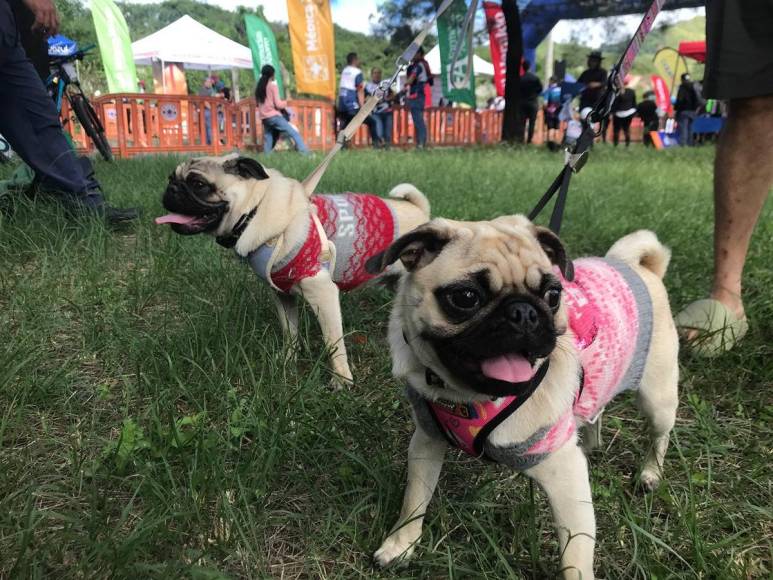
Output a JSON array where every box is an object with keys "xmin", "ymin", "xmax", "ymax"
[{"xmin": 70, "ymin": 94, "xmax": 113, "ymax": 161}]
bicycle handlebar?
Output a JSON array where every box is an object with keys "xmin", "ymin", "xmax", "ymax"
[{"xmin": 50, "ymin": 43, "xmax": 96, "ymax": 63}]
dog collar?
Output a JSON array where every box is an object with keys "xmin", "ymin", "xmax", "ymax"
[{"xmin": 216, "ymin": 208, "xmax": 257, "ymax": 249}]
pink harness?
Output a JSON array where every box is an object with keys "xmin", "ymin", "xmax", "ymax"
[
  {"xmin": 422, "ymin": 257, "xmax": 651, "ymax": 465},
  {"xmin": 248, "ymin": 193, "xmax": 398, "ymax": 293}
]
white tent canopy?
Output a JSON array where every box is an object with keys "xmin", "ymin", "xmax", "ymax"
[
  {"xmin": 132, "ymin": 15, "xmax": 252, "ymax": 70},
  {"xmin": 395, "ymin": 45, "xmax": 496, "ymax": 103},
  {"xmin": 424, "ymin": 45, "xmax": 496, "ymax": 77}
]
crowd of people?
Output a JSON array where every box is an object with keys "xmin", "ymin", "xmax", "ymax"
[
  {"xmin": 480, "ymin": 50, "xmax": 723, "ymax": 150},
  {"xmin": 334, "ymin": 49, "xmax": 433, "ymax": 149},
  {"xmin": 252, "ymin": 48, "xmax": 434, "ymax": 153},
  {"xmin": 250, "ymin": 46, "xmax": 717, "ymax": 153}
]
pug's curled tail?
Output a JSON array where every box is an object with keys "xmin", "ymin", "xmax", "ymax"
[
  {"xmin": 388, "ymin": 183, "xmax": 431, "ymax": 219},
  {"xmin": 607, "ymin": 230, "xmax": 671, "ymax": 279}
]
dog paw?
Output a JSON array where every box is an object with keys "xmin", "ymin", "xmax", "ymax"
[
  {"xmin": 328, "ymin": 373, "xmax": 353, "ymax": 391},
  {"xmin": 373, "ymin": 536, "xmax": 415, "ymax": 568},
  {"xmin": 639, "ymin": 469, "xmax": 661, "ymax": 492}
]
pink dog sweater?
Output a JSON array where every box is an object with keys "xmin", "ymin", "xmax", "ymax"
[
  {"xmin": 247, "ymin": 193, "xmax": 398, "ymax": 293},
  {"xmin": 407, "ymin": 257, "xmax": 653, "ymax": 470}
]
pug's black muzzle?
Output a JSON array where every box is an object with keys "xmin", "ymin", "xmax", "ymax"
[
  {"xmin": 162, "ymin": 178, "xmax": 228, "ymax": 235},
  {"xmin": 424, "ymin": 295, "xmax": 558, "ymax": 397}
]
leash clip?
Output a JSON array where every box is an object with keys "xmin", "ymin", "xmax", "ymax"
[{"xmin": 564, "ymin": 149, "xmax": 589, "ymax": 173}]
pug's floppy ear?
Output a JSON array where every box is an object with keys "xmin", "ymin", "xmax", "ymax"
[
  {"xmin": 365, "ymin": 223, "xmax": 451, "ymax": 274},
  {"xmin": 223, "ymin": 157, "xmax": 270, "ymax": 180},
  {"xmin": 534, "ymin": 226, "xmax": 575, "ymax": 281}
]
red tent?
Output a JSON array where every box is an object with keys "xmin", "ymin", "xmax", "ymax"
[{"xmin": 678, "ymin": 41, "xmax": 706, "ymax": 63}]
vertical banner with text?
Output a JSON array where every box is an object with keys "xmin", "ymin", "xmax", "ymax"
[
  {"xmin": 437, "ymin": 0, "xmax": 475, "ymax": 106},
  {"xmin": 245, "ymin": 14, "xmax": 285, "ymax": 98},
  {"xmin": 287, "ymin": 0, "xmax": 335, "ymax": 100},
  {"xmin": 652, "ymin": 47, "xmax": 688, "ymax": 96},
  {"xmin": 483, "ymin": 1, "xmax": 507, "ymax": 98},
  {"xmin": 651, "ymin": 74, "xmax": 672, "ymax": 114},
  {"xmin": 90, "ymin": 0, "xmax": 137, "ymax": 93}
]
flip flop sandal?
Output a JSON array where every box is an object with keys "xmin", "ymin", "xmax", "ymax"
[{"xmin": 675, "ymin": 298, "xmax": 749, "ymax": 358}]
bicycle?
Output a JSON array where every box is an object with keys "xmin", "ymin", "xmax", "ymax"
[{"xmin": 47, "ymin": 41, "xmax": 113, "ymax": 161}]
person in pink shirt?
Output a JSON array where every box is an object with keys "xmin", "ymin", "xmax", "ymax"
[{"xmin": 254, "ymin": 65, "xmax": 309, "ymax": 155}]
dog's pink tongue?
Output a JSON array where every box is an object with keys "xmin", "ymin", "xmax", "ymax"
[
  {"xmin": 480, "ymin": 354, "xmax": 535, "ymax": 383},
  {"xmin": 155, "ymin": 214, "xmax": 198, "ymax": 225}
]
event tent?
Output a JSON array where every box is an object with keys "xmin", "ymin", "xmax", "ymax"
[
  {"xmin": 521, "ymin": 0, "xmax": 705, "ymax": 62},
  {"xmin": 424, "ymin": 45, "xmax": 496, "ymax": 78},
  {"xmin": 678, "ymin": 40, "xmax": 706, "ymax": 63},
  {"xmin": 131, "ymin": 15, "xmax": 252, "ymax": 70}
]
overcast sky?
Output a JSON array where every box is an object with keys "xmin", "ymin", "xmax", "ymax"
[{"xmin": 125, "ymin": 0, "xmax": 703, "ymax": 46}]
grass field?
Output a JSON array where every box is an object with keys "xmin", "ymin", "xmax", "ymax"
[{"xmin": 1, "ymin": 146, "xmax": 771, "ymax": 579}]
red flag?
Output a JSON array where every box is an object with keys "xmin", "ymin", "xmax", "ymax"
[
  {"xmin": 651, "ymin": 74, "xmax": 672, "ymax": 114},
  {"xmin": 483, "ymin": 1, "xmax": 507, "ymax": 97}
]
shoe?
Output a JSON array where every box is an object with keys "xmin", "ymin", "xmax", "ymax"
[
  {"xmin": 66, "ymin": 189, "xmax": 140, "ymax": 225},
  {"xmin": 102, "ymin": 204, "xmax": 141, "ymax": 225},
  {"xmin": 675, "ymin": 298, "xmax": 749, "ymax": 357}
]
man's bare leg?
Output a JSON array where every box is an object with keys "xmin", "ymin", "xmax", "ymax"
[{"xmin": 710, "ymin": 95, "xmax": 773, "ymax": 322}]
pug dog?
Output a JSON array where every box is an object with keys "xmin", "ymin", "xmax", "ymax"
[
  {"xmin": 366, "ymin": 216, "xmax": 679, "ymax": 578},
  {"xmin": 155, "ymin": 154, "xmax": 430, "ymax": 387}
]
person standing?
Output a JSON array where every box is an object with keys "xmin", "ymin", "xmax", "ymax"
[
  {"xmin": 255, "ymin": 65, "xmax": 308, "ymax": 155},
  {"xmin": 198, "ymin": 77, "xmax": 215, "ymax": 146},
  {"xmin": 365, "ymin": 67, "xmax": 394, "ymax": 148},
  {"xmin": 578, "ymin": 51, "xmax": 608, "ymax": 142},
  {"xmin": 542, "ymin": 76, "xmax": 562, "ymax": 148},
  {"xmin": 338, "ymin": 52, "xmax": 364, "ymax": 126},
  {"xmin": 337, "ymin": 52, "xmax": 376, "ymax": 144},
  {"xmin": 675, "ymin": 73, "xmax": 699, "ymax": 146},
  {"xmin": 636, "ymin": 90, "xmax": 660, "ymax": 147},
  {"xmin": 0, "ymin": 0, "xmax": 138, "ymax": 223},
  {"xmin": 675, "ymin": 1, "xmax": 773, "ymax": 356},
  {"xmin": 519, "ymin": 60, "xmax": 543, "ymax": 144},
  {"xmin": 612, "ymin": 78, "xmax": 637, "ymax": 147},
  {"xmin": 404, "ymin": 47, "xmax": 431, "ymax": 148}
]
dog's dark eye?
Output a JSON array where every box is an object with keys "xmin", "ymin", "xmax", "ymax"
[
  {"xmin": 447, "ymin": 288, "xmax": 481, "ymax": 311},
  {"xmin": 191, "ymin": 177, "xmax": 207, "ymax": 189},
  {"xmin": 545, "ymin": 287, "xmax": 562, "ymax": 311}
]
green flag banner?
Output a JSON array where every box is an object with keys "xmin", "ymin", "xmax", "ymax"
[
  {"xmin": 437, "ymin": 0, "xmax": 475, "ymax": 107},
  {"xmin": 245, "ymin": 14, "xmax": 284, "ymax": 99},
  {"xmin": 90, "ymin": 0, "xmax": 137, "ymax": 93}
]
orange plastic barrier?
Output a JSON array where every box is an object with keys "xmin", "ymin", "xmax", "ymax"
[{"xmin": 62, "ymin": 94, "xmax": 650, "ymax": 157}]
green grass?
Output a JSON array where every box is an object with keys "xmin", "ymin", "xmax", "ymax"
[{"xmin": 0, "ymin": 147, "xmax": 771, "ymax": 579}]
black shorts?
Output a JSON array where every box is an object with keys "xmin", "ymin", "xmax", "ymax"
[
  {"xmin": 704, "ymin": 0, "xmax": 773, "ymax": 100},
  {"xmin": 545, "ymin": 114, "xmax": 559, "ymax": 130}
]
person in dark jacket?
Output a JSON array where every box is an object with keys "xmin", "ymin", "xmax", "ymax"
[
  {"xmin": 675, "ymin": 73, "xmax": 699, "ymax": 146},
  {"xmin": 612, "ymin": 78, "xmax": 637, "ymax": 147},
  {"xmin": 636, "ymin": 91, "xmax": 659, "ymax": 147},
  {"xmin": 578, "ymin": 50, "xmax": 609, "ymax": 142},
  {"xmin": 519, "ymin": 60, "xmax": 543, "ymax": 144}
]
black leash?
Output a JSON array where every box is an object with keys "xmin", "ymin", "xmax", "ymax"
[{"xmin": 528, "ymin": 0, "xmax": 666, "ymax": 234}]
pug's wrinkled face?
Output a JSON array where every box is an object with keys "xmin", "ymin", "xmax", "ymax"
[
  {"xmin": 367, "ymin": 216, "xmax": 574, "ymax": 398},
  {"xmin": 157, "ymin": 155, "xmax": 270, "ymax": 235}
]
